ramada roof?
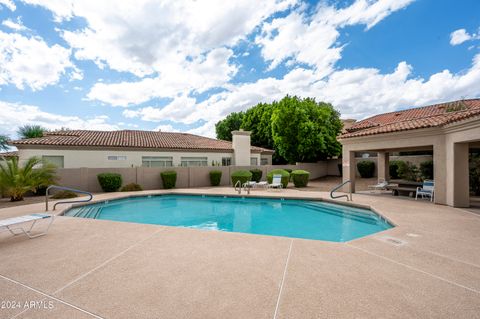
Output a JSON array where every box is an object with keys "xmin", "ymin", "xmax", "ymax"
[
  {"xmin": 11, "ymin": 130, "xmax": 274, "ymax": 154},
  {"xmin": 340, "ymin": 98, "xmax": 480, "ymax": 139}
]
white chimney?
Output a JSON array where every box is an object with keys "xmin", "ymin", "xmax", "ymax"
[{"xmin": 231, "ymin": 130, "xmax": 251, "ymax": 166}]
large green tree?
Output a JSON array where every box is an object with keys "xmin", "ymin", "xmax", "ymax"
[
  {"xmin": 215, "ymin": 112, "xmax": 244, "ymax": 141},
  {"xmin": 17, "ymin": 125, "xmax": 46, "ymax": 139},
  {"xmin": 271, "ymin": 96, "xmax": 342, "ymax": 163}
]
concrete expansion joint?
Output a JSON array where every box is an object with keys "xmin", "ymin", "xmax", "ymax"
[{"xmin": 273, "ymin": 239, "xmax": 293, "ymax": 319}]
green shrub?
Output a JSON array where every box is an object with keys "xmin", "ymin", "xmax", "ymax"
[
  {"xmin": 231, "ymin": 170, "xmax": 252, "ymax": 186},
  {"xmin": 161, "ymin": 171, "xmax": 177, "ymax": 189},
  {"xmin": 419, "ymin": 160, "xmax": 434, "ymax": 180},
  {"xmin": 389, "ymin": 160, "xmax": 404, "ymax": 179},
  {"xmin": 51, "ymin": 190, "xmax": 78, "ymax": 199},
  {"xmin": 250, "ymin": 169, "xmax": 263, "ymax": 182},
  {"xmin": 357, "ymin": 161, "xmax": 375, "ymax": 178},
  {"xmin": 291, "ymin": 170, "xmax": 310, "ymax": 187},
  {"xmin": 97, "ymin": 173, "xmax": 122, "ymax": 192},
  {"xmin": 209, "ymin": 170, "xmax": 222, "ymax": 186},
  {"xmin": 397, "ymin": 161, "xmax": 419, "ymax": 181},
  {"xmin": 120, "ymin": 183, "xmax": 143, "ymax": 192},
  {"xmin": 266, "ymin": 169, "xmax": 290, "ymax": 188},
  {"xmin": 284, "ymin": 168, "xmax": 293, "ymax": 174}
]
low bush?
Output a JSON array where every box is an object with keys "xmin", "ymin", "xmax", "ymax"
[
  {"xmin": 357, "ymin": 161, "xmax": 375, "ymax": 178},
  {"xmin": 231, "ymin": 170, "xmax": 252, "ymax": 186},
  {"xmin": 419, "ymin": 160, "xmax": 434, "ymax": 180},
  {"xmin": 209, "ymin": 170, "xmax": 222, "ymax": 186},
  {"xmin": 267, "ymin": 169, "xmax": 290, "ymax": 188},
  {"xmin": 161, "ymin": 171, "xmax": 177, "ymax": 189},
  {"xmin": 51, "ymin": 190, "xmax": 78, "ymax": 199},
  {"xmin": 284, "ymin": 168, "xmax": 293, "ymax": 174},
  {"xmin": 250, "ymin": 169, "xmax": 263, "ymax": 182},
  {"xmin": 397, "ymin": 161, "xmax": 419, "ymax": 181},
  {"xmin": 97, "ymin": 173, "xmax": 122, "ymax": 192},
  {"xmin": 120, "ymin": 183, "xmax": 143, "ymax": 192},
  {"xmin": 389, "ymin": 160, "xmax": 404, "ymax": 179},
  {"xmin": 291, "ymin": 170, "xmax": 310, "ymax": 187}
]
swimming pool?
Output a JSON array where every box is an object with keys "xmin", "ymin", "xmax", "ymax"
[{"xmin": 64, "ymin": 195, "xmax": 392, "ymax": 242}]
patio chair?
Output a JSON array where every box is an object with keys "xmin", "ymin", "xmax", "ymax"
[
  {"xmin": 368, "ymin": 179, "xmax": 389, "ymax": 192},
  {"xmin": 415, "ymin": 180, "xmax": 435, "ymax": 202},
  {"xmin": 243, "ymin": 181, "xmax": 268, "ymax": 189},
  {"xmin": 0, "ymin": 213, "xmax": 54, "ymax": 239},
  {"xmin": 267, "ymin": 174, "xmax": 283, "ymax": 189}
]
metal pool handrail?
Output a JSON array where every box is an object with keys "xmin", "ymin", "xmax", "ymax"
[
  {"xmin": 330, "ymin": 180, "xmax": 352, "ymax": 201},
  {"xmin": 234, "ymin": 180, "xmax": 242, "ymax": 194},
  {"xmin": 46, "ymin": 185, "xmax": 93, "ymax": 211}
]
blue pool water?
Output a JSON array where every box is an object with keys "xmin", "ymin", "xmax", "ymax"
[{"xmin": 65, "ymin": 195, "xmax": 392, "ymax": 242}]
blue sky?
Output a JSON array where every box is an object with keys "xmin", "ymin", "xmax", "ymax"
[{"xmin": 0, "ymin": 0, "xmax": 479, "ymax": 138}]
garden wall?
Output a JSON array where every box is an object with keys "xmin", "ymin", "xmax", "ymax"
[{"xmin": 55, "ymin": 162, "xmax": 328, "ymax": 192}]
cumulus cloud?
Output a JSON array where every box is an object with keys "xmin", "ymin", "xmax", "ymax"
[
  {"xmin": 0, "ymin": 0, "xmax": 15, "ymax": 11},
  {"xmin": 450, "ymin": 28, "xmax": 479, "ymax": 46},
  {"xmin": 2, "ymin": 17, "xmax": 29, "ymax": 31},
  {"xmin": 0, "ymin": 101, "xmax": 119, "ymax": 137},
  {"xmin": 0, "ymin": 31, "xmax": 81, "ymax": 90}
]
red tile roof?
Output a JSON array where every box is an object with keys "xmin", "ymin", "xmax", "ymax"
[
  {"xmin": 11, "ymin": 130, "xmax": 273, "ymax": 153},
  {"xmin": 0, "ymin": 151, "xmax": 18, "ymax": 158},
  {"xmin": 340, "ymin": 99, "xmax": 480, "ymax": 139}
]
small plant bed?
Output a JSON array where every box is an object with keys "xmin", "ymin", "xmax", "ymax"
[
  {"xmin": 121, "ymin": 183, "xmax": 143, "ymax": 192},
  {"xmin": 51, "ymin": 190, "xmax": 78, "ymax": 199}
]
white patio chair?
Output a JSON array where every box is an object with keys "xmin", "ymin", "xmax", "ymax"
[
  {"xmin": 0, "ymin": 213, "xmax": 54, "ymax": 239},
  {"xmin": 368, "ymin": 179, "xmax": 389, "ymax": 192},
  {"xmin": 267, "ymin": 174, "xmax": 283, "ymax": 189},
  {"xmin": 415, "ymin": 180, "xmax": 435, "ymax": 202}
]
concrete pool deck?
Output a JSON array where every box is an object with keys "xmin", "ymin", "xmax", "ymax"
[{"xmin": 0, "ymin": 188, "xmax": 479, "ymax": 318}]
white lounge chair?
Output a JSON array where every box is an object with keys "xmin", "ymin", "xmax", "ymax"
[
  {"xmin": 368, "ymin": 179, "xmax": 389, "ymax": 192},
  {"xmin": 416, "ymin": 180, "xmax": 434, "ymax": 202},
  {"xmin": 267, "ymin": 174, "xmax": 283, "ymax": 189},
  {"xmin": 0, "ymin": 213, "xmax": 54, "ymax": 239}
]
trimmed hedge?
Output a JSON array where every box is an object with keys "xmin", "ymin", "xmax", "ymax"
[
  {"xmin": 291, "ymin": 170, "xmax": 310, "ymax": 187},
  {"xmin": 397, "ymin": 161, "xmax": 419, "ymax": 182},
  {"xmin": 284, "ymin": 168, "xmax": 293, "ymax": 174},
  {"xmin": 209, "ymin": 170, "xmax": 222, "ymax": 186},
  {"xmin": 121, "ymin": 183, "xmax": 143, "ymax": 192},
  {"xmin": 161, "ymin": 171, "xmax": 177, "ymax": 189},
  {"xmin": 357, "ymin": 161, "xmax": 375, "ymax": 178},
  {"xmin": 97, "ymin": 173, "xmax": 122, "ymax": 192},
  {"xmin": 250, "ymin": 169, "xmax": 263, "ymax": 182},
  {"xmin": 389, "ymin": 160, "xmax": 404, "ymax": 179},
  {"xmin": 267, "ymin": 169, "xmax": 290, "ymax": 188},
  {"xmin": 231, "ymin": 170, "xmax": 252, "ymax": 186},
  {"xmin": 51, "ymin": 190, "xmax": 78, "ymax": 199}
]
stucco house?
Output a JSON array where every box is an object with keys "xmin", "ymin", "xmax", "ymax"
[
  {"xmin": 338, "ymin": 98, "xmax": 480, "ymax": 208},
  {"xmin": 11, "ymin": 129, "xmax": 273, "ymax": 169}
]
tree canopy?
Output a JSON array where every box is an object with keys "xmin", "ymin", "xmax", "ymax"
[
  {"xmin": 215, "ymin": 95, "xmax": 343, "ymax": 163},
  {"xmin": 215, "ymin": 112, "xmax": 244, "ymax": 141}
]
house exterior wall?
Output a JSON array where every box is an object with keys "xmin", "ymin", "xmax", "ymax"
[
  {"xmin": 232, "ymin": 130, "xmax": 251, "ymax": 166},
  {"xmin": 16, "ymin": 147, "xmax": 267, "ymax": 169}
]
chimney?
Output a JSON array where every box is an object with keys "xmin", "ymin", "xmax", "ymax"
[{"xmin": 231, "ymin": 130, "xmax": 251, "ymax": 166}]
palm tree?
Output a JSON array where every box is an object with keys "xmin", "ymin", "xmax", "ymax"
[
  {"xmin": 0, "ymin": 157, "xmax": 57, "ymax": 201},
  {"xmin": 0, "ymin": 135, "xmax": 9, "ymax": 151},
  {"xmin": 17, "ymin": 125, "xmax": 46, "ymax": 139}
]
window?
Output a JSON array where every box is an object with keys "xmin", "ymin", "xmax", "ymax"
[
  {"xmin": 42, "ymin": 155, "xmax": 64, "ymax": 168},
  {"xmin": 142, "ymin": 156, "xmax": 173, "ymax": 167},
  {"xmin": 108, "ymin": 155, "xmax": 127, "ymax": 161},
  {"xmin": 250, "ymin": 157, "xmax": 258, "ymax": 166},
  {"xmin": 180, "ymin": 157, "xmax": 208, "ymax": 167},
  {"xmin": 261, "ymin": 158, "xmax": 269, "ymax": 165},
  {"xmin": 222, "ymin": 157, "xmax": 231, "ymax": 166}
]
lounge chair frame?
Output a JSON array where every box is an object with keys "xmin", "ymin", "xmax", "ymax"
[{"xmin": 0, "ymin": 214, "xmax": 54, "ymax": 239}]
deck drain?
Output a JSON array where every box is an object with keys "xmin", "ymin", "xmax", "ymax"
[{"xmin": 375, "ymin": 236, "xmax": 407, "ymax": 246}]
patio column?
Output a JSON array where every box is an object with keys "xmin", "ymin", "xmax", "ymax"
[
  {"xmin": 446, "ymin": 142, "xmax": 469, "ymax": 207},
  {"xmin": 377, "ymin": 151, "xmax": 389, "ymax": 182},
  {"xmin": 342, "ymin": 148, "xmax": 356, "ymax": 193}
]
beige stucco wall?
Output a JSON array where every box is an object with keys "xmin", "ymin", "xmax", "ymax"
[
  {"xmin": 232, "ymin": 130, "xmax": 251, "ymax": 166},
  {"xmin": 54, "ymin": 162, "xmax": 328, "ymax": 192}
]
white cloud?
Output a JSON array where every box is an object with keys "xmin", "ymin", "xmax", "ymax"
[
  {"xmin": 0, "ymin": 0, "xmax": 15, "ymax": 11},
  {"xmin": 450, "ymin": 28, "xmax": 479, "ymax": 46},
  {"xmin": 0, "ymin": 101, "xmax": 119, "ymax": 137},
  {"xmin": 2, "ymin": 17, "xmax": 29, "ymax": 31},
  {"xmin": 0, "ymin": 31, "xmax": 80, "ymax": 90},
  {"xmin": 155, "ymin": 124, "xmax": 179, "ymax": 132}
]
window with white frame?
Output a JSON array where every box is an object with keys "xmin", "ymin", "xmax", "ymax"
[
  {"xmin": 222, "ymin": 157, "xmax": 231, "ymax": 166},
  {"xmin": 107, "ymin": 155, "xmax": 127, "ymax": 161},
  {"xmin": 142, "ymin": 156, "xmax": 173, "ymax": 167},
  {"xmin": 42, "ymin": 155, "xmax": 64, "ymax": 168},
  {"xmin": 261, "ymin": 158, "xmax": 269, "ymax": 165},
  {"xmin": 180, "ymin": 157, "xmax": 208, "ymax": 167},
  {"xmin": 250, "ymin": 157, "xmax": 258, "ymax": 166}
]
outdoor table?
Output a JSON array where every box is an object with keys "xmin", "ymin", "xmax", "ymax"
[{"xmin": 387, "ymin": 180, "xmax": 423, "ymax": 197}]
